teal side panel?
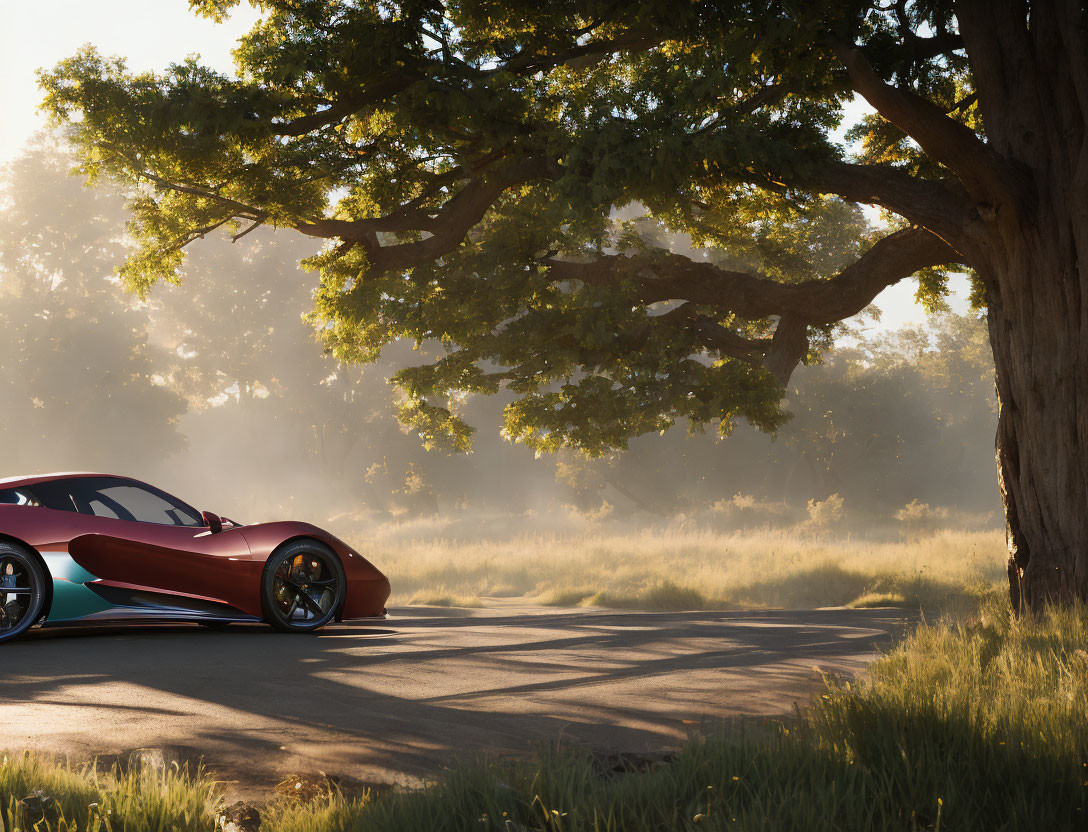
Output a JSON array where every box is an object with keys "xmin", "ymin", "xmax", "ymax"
[{"xmin": 41, "ymin": 552, "xmax": 113, "ymax": 621}]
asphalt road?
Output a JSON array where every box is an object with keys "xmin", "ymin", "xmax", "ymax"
[{"xmin": 0, "ymin": 603, "xmax": 908, "ymax": 798}]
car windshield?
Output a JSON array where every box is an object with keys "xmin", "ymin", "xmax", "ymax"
[{"xmin": 33, "ymin": 477, "xmax": 203, "ymax": 527}]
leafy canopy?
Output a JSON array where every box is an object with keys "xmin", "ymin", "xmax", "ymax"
[{"xmin": 40, "ymin": 0, "xmax": 970, "ymax": 455}]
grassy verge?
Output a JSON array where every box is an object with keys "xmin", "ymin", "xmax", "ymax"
[
  {"xmin": 356, "ymin": 526, "xmax": 1005, "ymax": 611},
  {"xmin": 0, "ymin": 755, "xmax": 217, "ymax": 831},
  {"xmin": 6, "ymin": 598, "xmax": 1088, "ymax": 830}
]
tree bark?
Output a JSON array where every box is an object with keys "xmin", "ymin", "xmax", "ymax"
[
  {"xmin": 950, "ymin": 0, "xmax": 1088, "ymax": 611},
  {"xmin": 988, "ymin": 210, "xmax": 1088, "ymax": 609}
]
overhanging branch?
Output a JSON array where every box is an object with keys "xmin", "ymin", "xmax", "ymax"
[
  {"xmin": 838, "ymin": 45, "xmax": 1026, "ymax": 205},
  {"xmin": 896, "ymin": 30, "xmax": 966, "ymax": 62},
  {"xmin": 546, "ymin": 225, "xmax": 959, "ymax": 384},
  {"xmin": 792, "ymin": 159, "xmax": 981, "ymax": 252},
  {"xmin": 294, "ymin": 156, "xmax": 554, "ymax": 272},
  {"xmin": 547, "ymin": 226, "xmax": 959, "ymax": 325}
]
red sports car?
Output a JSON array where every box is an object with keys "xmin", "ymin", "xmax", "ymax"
[{"xmin": 0, "ymin": 472, "xmax": 390, "ymax": 643}]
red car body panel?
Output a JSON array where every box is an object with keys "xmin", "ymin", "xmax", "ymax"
[
  {"xmin": 70, "ymin": 520, "xmax": 263, "ymax": 616},
  {"xmin": 0, "ymin": 472, "xmax": 390, "ymax": 626}
]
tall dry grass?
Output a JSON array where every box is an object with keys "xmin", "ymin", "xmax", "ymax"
[{"xmin": 335, "ymin": 520, "xmax": 1007, "ymax": 610}]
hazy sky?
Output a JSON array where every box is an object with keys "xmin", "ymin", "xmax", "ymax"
[
  {"xmin": 0, "ymin": 0, "xmax": 967, "ymax": 331},
  {"xmin": 0, "ymin": 0, "xmax": 259, "ymax": 160}
]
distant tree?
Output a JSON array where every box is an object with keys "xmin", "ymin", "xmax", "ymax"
[
  {"xmin": 780, "ymin": 312, "xmax": 997, "ymax": 511},
  {"xmin": 0, "ymin": 142, "xmax": 185, "ymax": 473},
  {"xmin": 553, "ymin": 311, "xmax": 998, "ymax": 519},
  {"xmin": 554, "ymin": 454, "xmax": 609, "ymax": 511},
  {"xmin": 149, "ymin": 232, "xmax": 471, "ymax": 515},
  {"xmin": 41, "ymin": 2, "xmax": 1083, "ymax": 608}
]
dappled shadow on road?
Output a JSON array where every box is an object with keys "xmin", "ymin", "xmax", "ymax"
[{"xmin": 0, "ymin": 607, "xmax": 910, "ymax": 792}]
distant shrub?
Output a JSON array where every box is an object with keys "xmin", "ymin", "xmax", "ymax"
[
  {"xmin": 564, "ymin": 500, "xmax": 615, "ymax": 523},
  {"xmin": 895, "ymin": 498, "xmax": 950, "ymax": 527},
  {"xmin": 806, "ymin": 493, "xmax": 845, "ymax": 527},
  {"xmin": 588, "ymin": 579, "xmax": 711, "ymax": 611},
  {"xmin": 894, "ymin": 500, "xmax": 997, "ymax": 536},
  {"xmin": 710, "ymin": 493, "xmax": 794, "ymax": 528},
  {"xmin": 729, "ymin": 493, "xmax": 757, "ymax": 511}
]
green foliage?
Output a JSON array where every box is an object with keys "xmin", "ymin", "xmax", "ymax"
[
  {"xmin": 189, "ymin": 0, "xmax": 242, "ymax": 23},
  {"xmin": 38, "ymin": 1, "xmax": 972, "ymax": 456},
  {"xmin": 0, "ymin": 138, "xmax": 999, "ymax": 515},
  {"xmin": 398, "ymin": 398, "xmax": 475, "ymax": 453}
]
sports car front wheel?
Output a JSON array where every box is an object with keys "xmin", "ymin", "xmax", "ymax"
[
  {"xmin": 0, "ymin": 542, "xmax": 47, "ymax": 644},
  {"xmin": 261, "ymin": 540, "xmax": 346, "ymax": 633}
]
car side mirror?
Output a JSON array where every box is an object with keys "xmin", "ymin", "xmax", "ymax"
[{"xmin": 203, "ymin": 511, "xmax": 223, "ymax": 534}]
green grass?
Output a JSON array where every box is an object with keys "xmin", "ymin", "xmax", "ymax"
[
  {"xmin": 353, "ymin": 525, "xmax": 1006, "ymax": 611},
  {"xmin": 6, "ymin": 598, "xmax": 1088, "ymax": 830},
  {"xmin": 0, "ymin": 754, "xmax": 217, "ymax": 831}
]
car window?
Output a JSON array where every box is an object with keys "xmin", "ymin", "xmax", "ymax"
[
  {"xmin": 0, "ymin": 488, "xmax": 38, "ymax": 506},
  {"xmin": 33, "ymin": 481, "xmax": 79, "ymax": 513},
  {"xmin": 34, "ymin": 478, "xmax": 203, "ymax": 527},
  {"xmin": 97, "ymin": 485, "xmax": 202, "ymax": 526},
  {"xmin": 87, "ymin": 498, "xmax": 120, "ymax": 519}
]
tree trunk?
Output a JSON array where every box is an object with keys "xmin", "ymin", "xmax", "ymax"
[
  {"xmin": 989, "ymin": 213, "xmax": 1088, "ymax": 610},
  {"xmin": 955, "ymin": 0, "xmax": 1088, "ymax": 611}
]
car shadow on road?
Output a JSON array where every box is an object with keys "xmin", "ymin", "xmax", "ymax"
[{"xmin": 1, "ymin": 606, "xmax": 912, "ymax": 793}]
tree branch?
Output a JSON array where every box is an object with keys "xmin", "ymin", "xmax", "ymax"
[
  {"xmin": 695, "ymin": 83, "xmax": 791, "ymax": 135},
  {"xmin": 645, "ymin": 302, "xmax": 773, "ymax": 365},
  {"xmin": 764, "ymin": 315, "xmax": 810, "ymax": 385},
  {"xmin": 690, "ymin": 315, "xmax": 772, "ymax": 362},
  {"xmin": 231, "ymin": 217, "xmax": 266, "ymax": 242},
  {"xmin": 133, "ymin": 169, "xmax": 264, "ymax": 220},
  {"xmin": 545, "ymin": 225, "xmax": 958, "ymax": 384},
  {"xmin": 897, "ymin": 30, "xmax": 965, "ymax": 62},
  {"xmin": 885, "ymin": 0, "xmax": 965, "ymax": 63},
  {"xmin": 791, "ymin": 159, "xmax": 981, "ymax": 252},
  {"xmin": 493, "ymin": 30, "xmax": 660, "ymax": 74},
  {"xmin": 837, "ymin": 44, "xmax": 1027, "ymax": 206},
  {"xmin": 547, "ymin": 226, "xmax": 959, "ymax": 325},
  {"xmin": 294, "ymin": 156, "xmax": 554, "ymax": 272}
]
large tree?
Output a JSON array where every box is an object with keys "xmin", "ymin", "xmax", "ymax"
[{"xmin": 39, "ymin": 1, "xmax": 1084, "ymax": 608}]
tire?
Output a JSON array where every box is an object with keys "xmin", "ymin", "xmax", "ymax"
[
  {"xmin": 0, "ymin": 542, "xmax": 47, "ymax": 645},
  {"xmin": 261, "ymin": 539, "xmax": 346, "ymax": 633}
]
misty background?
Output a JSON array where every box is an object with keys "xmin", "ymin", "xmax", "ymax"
[{"xmin": 0, "ymin": 137, "xmax": 1000, "ymax": 537}]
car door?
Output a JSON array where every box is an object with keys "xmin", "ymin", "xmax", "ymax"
[{"xmin": 36, "ymin": 477, "xmax": 262, "ymax": 617}]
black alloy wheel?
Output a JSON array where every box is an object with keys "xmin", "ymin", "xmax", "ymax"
[
  {"xmin": 0, "ymin": 542, "xmax": 47, "ymax": 644},
  {"xmin": 261, "ymin": 540, "xmax": 345, "ymax": 633}
]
